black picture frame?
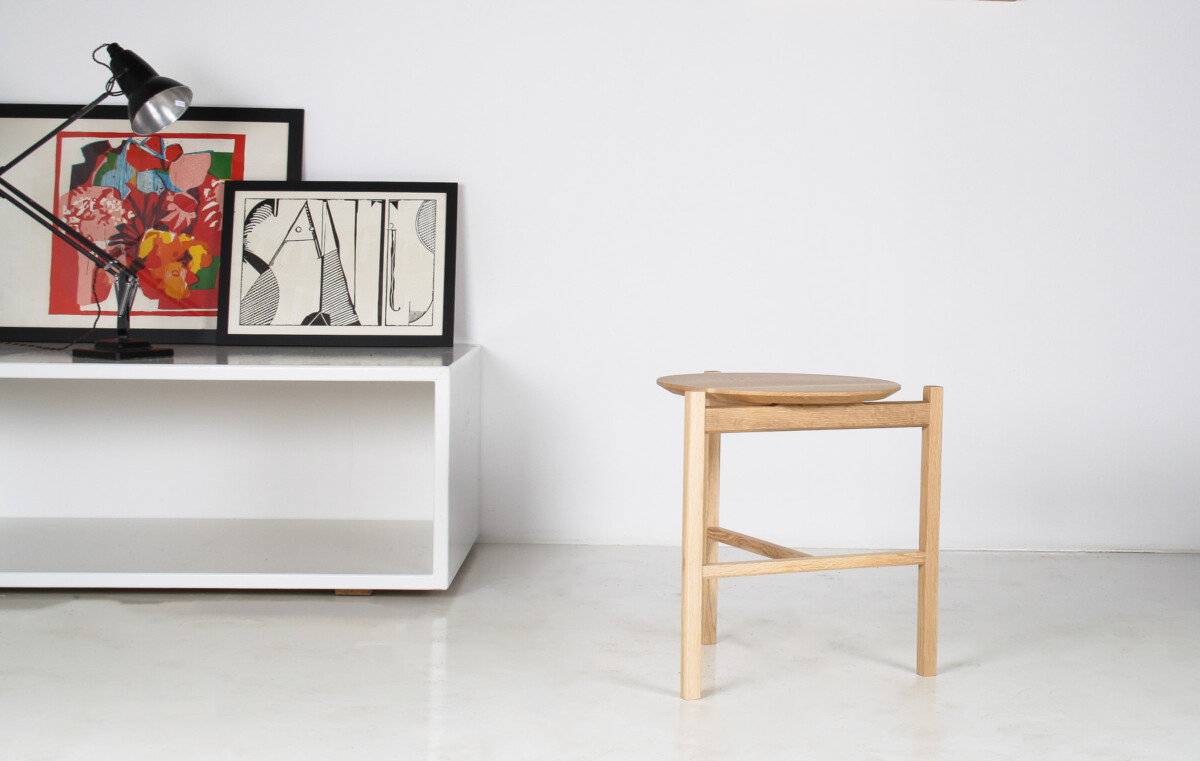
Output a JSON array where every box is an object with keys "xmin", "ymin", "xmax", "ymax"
[
  {"xmin": 217, "ymin": 181, "xmax": 457, "ymax": 348},
  {"xmin": 0, "ymin": 104, "xmax": 303, "ymax": 345}
]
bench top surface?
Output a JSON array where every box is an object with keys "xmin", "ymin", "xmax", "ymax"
[{"xmin": 657, "ymin": 372, "xmax": 901, "ymax": 405}]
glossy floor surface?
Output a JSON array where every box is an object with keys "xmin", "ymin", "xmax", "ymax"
[{"xmin": 1, "ymin": 545, "xmax": 1197, "ymax": 760}]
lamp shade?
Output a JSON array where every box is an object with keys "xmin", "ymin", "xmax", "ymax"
[{"xmin": 106, "ymin": 43, "xmax": 192, "ymax": 135}]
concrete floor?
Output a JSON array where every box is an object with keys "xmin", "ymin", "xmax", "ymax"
[{"xmin": 1, "ymin": 545, "xmax": 1197, "ymax": 760}]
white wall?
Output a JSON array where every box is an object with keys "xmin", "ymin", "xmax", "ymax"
[{"xmin": 2, "ymin": 0, "xmax": 1197, "ymax": 550}]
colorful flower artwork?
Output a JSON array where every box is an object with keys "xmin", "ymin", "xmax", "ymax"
[{"xmin": 50, "ymin": 132, "xmax": 246, "ymax": 318}]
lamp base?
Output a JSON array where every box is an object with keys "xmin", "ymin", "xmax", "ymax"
[{"xmin": 72, "ymin": 337, "xmax": 174, "ymax": 361}]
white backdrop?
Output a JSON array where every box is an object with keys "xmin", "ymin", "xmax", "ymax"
[{"xmin": 2, "ymin": 0, "xmax": 1197, "ymax": 550}]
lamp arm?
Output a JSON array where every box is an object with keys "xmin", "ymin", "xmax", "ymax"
[
  {"xmin": 0, "ymin": 90, "xmax": 145, "ymax": 345},
  {"xmin": 0, "ymin": 91, "xmax": 112, "ymax": 176},
  {"xmin": 0, "ymin": 89, "xmax": 138, "ymax": 282},
  {"xmin": 0, "ymin": 176, "xmax": 141, "ymax": 342},
  {"xmin": 0, "ymin": 175, "xmax": 137, "ymax": 281}
]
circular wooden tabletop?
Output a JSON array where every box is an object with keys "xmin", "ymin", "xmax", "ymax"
[{"xmin": 657, "ymin": 372, "xmax": 901, "ymax": 405}]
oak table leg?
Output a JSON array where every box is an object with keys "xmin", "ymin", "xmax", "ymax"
[
  {"xmin": 917, "ymin": 385, "xmax": 943, "ymax": 676},
  {"xmin": 702, "ymin": 431, "xmax": 721, "ymax": 645},
  {"xmin": 681, "ymin": 390, "xmax": 707, "ymax": 700}
]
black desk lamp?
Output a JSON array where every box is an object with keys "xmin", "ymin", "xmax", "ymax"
[{"xmin": 0, "ymin": 43, "xmax": 192, "ymax": 360}]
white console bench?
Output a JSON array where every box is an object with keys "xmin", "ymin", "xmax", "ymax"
[{"xmin": 0, "ymin": 343, "xmax": 481, "ymax": 591}]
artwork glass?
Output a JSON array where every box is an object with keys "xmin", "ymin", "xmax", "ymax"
[
  {"xmin": 0, "ymin": 104, "xmax": 302, "ymax": 343},
  {"xmin": 218, "ymin": 181, "xmax": 457, "ymax": 347}
]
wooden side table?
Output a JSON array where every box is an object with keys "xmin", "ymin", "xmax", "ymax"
[{"xmin": 658, "ymin": 372, "xmax": 943, "ymax": 700}]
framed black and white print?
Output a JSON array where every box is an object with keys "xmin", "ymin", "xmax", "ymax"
[
  {"xmin": 0, "ymin": 104, "xmax": 303, "ymax": 344},
  {"xmin": 217, "ymin": 181, "xmax": 457, "ymax": 347}
]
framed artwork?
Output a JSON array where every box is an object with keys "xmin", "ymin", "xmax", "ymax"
[
  {"xmin": 217, "ymin": 181, "xmax": 457, "ymax": 347},
  {"xmin": 0, "ymin": 104, "xmax": 303, "ymax": 344}
]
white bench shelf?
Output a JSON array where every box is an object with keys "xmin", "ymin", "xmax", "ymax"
[{"xmin": 0, "ymin": 343, "xmax": 481, "ymax": 591}]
